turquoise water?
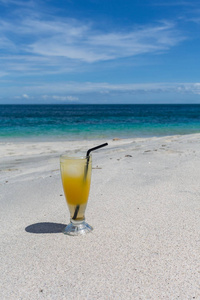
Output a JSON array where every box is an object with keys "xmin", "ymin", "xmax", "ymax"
[{"xmin": 0, "ymin": 104, "xmax": 200, "ymax": 140}]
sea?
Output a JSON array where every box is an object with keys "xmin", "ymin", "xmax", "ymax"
[{"xmin": 0, "ymin": 104, "xmax": 200, "ymax": 141}]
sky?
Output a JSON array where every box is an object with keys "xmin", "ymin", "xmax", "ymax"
[{"xmin": 0, "ymin": 0, "xmax": 200, "ymax": 104}]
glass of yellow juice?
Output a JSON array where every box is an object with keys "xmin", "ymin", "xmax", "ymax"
[{"xmin": 60, "ymin": 153, "xmax": 93, "ymax": 236}]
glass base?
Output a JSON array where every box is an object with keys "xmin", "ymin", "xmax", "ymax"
[{"xmin": 63, "ymin": 220, "xmax": 93, "ymax": 236}]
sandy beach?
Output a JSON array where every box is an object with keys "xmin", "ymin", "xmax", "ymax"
[{"xmin": 0, "ymin": 134, "xmax": 200, "ymax": 299}]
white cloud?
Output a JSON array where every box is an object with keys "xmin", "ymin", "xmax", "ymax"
[
  {"xmin": 187, "ymin": 17, "xmax": 200, "ymax": 24},
  {"xmin": 0, "ymin": 54, "xmax": 80, "ymax": 76},
  {"xmin": 1, "ymin": 82, "xmax": 200, "ymax": 103},
  {"xmin": 52, "ymin": 95, "xmax": 79, "ymax": 101},
  {"xmin": 0, "ymin": 0, "xmax": 34, "ymax": 7},
  {"xmin": 153, "ymin": 1, "xmax": 195, "ymax": 7},
  {"xmin": 0, "ymin": 8, "xmax": 186, "ymax": 67},
  {"xmin": 1, "ymin": 0, "xmax": 195, "ymax": 95},
  {"xmin": 12, "ymin": 81, "xmax": 200, "ymax": 96},
  {"xmin": 0, "ymin": 70, "xmax": 8, "ymax": 77},
  {"xmin": 22, "ymin": 94, "xmax": 29, "ymax": 98},
  {"xmin": 177, "ymin": 83, "xmax": 200, "ymax": 95},
  {"xmin": 0, "ymin": 17, "xmax": 186, "ymax": 78},
  {"xmin": 12, "ymin": 93, "xmax": 31, "ymax": 100},
  {"xmin": 41, "ymin": 95, "xmax": 79, "ymax": 101},
  {"xmin": 0, "ymin": 36, "xmax": 16, "ymax": 49},
  {"xmin": 26, "ymin": 20, "xmax": 185, "ymax": 63}
]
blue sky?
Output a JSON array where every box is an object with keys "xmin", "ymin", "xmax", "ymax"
[{"xmin": 0, "ymin": 0, "xmax": 200, "ymax": 104}]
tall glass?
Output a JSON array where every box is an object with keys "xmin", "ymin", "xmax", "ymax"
[{"xmin": 60, "ymin": 153, "xmax": 93, "ymax": 236}]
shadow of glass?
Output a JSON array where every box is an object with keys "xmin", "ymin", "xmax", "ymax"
[{"xmin": 25, "ymin": 222, "xmax": 66, "ymax": 234}]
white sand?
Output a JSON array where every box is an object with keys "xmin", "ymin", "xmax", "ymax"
[{"xmin": 0, "ymin": 134, "xmax": 200, "ymax": 299}]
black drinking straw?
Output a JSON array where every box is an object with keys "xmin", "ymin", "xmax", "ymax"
[
  {"xmin": 72, "ymin": 143, "xmax": 108, "ymax": 220},
  {"xmin": 72, "ymin": 205, "xmax": 80, "ymax": 220}
]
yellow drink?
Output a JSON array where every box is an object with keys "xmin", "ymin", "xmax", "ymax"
[
  {"xmin": 60, "ymin": 143, "xmax": 107, "ymax": 235},
  {"xmin": 60, "ymin": 155, "xmax": 92, "ymax": 221}
]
